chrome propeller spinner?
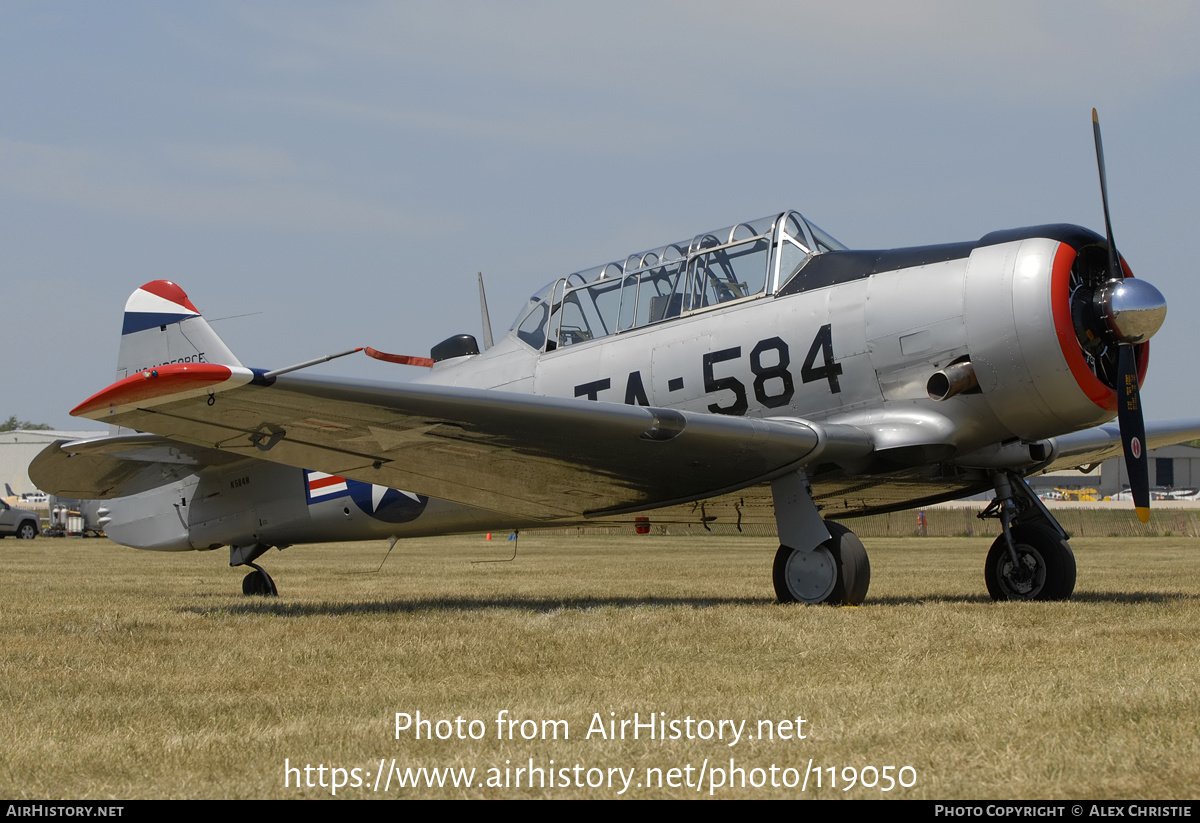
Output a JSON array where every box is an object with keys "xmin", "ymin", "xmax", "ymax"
[{"xmin": 1098, "ymin": 277, "xmax": 1166, "ymax": 344}]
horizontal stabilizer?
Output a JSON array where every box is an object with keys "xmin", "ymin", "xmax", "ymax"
[{"xmin": 29, "ymin": 434, "xmax": 245, "ymax": 499}]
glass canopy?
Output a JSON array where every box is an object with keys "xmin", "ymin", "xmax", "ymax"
[{"xmin": 511, "ymin": 211, "xmax": 845, "ymax": 352}]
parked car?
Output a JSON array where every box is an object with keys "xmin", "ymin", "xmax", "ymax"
[{"xmin": 0, "ymin": 499, "xmax": 40, "ymax": 539}]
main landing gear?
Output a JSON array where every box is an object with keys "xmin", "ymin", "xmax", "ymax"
[
  {"xmin": 979, "ymin": 472, "xmax": 1076, "ymax": 601},
  {"xmin": 773, "ymin": 521, "xmax": 871, "ymax": 605},
  {"xmin": 231, "ymin": 543, "xmax": 279, "ymax": 597},
  {"xmin": 771, "ymin": 470, "xmax": 871, "ymax": 605},
  {"xmin": 769, "ymin": 469, "xmax": 1077, "ymax": 604}
]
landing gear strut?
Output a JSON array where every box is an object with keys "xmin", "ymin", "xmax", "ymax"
[
  {"xmin": 231, "ymin": 543, "xmax": 280, "ymax": 597},
  {"xmin": 980, "ymin": 473, "xmax": 1076, "ymax": 601}
]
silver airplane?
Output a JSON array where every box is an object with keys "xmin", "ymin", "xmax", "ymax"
[{"xmin": 31, "ymin": 112, "xmax": 1199, "ymax": 603}]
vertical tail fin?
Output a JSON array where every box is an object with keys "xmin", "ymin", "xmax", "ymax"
[
  {"xmin": 116, "ymin": 281, "xmax": 242, "ymax": 381},
  {"xmin": 113, "ymin": 281, "xmax": 242, "ymax": 436}
]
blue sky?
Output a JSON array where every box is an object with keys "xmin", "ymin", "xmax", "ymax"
[{"xmin": 3, "ymin": 1, "xmax": 1199, "ymax": 429}]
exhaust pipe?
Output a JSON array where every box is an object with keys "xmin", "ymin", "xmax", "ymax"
[{"xmin": 927, "ymin": 361, "xmax": 979, "ymax": 401}]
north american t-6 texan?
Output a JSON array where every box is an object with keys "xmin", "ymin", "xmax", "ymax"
[{"xmin": 32, "ymin": 111, "xmax": 1197, "ymax": 603}]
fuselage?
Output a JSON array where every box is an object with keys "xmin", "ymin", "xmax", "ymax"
[{"xmin": 98, "ymin": 212, "xmax": 1146, "ymax": 550}]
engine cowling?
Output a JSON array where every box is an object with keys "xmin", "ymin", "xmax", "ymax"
[{"xmin": 964, "ymin": 228, "xmax": 1151, "ymax": 442}]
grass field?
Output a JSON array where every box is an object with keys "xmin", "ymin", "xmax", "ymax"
[{"xmin": 1, "ymin": 533, "xmax": 1198, "ymax": 799}]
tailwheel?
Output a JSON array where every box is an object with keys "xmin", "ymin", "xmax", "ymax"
[
  {"xmin": 984, "ymin": 524, "xmax": 1076, "ymax": 601},
  {"xmin": 773, "ymin": 521, "xmax": 870, "ymax": 605},
  {"xmin": 241, "ymin": 563, "xmax": 278, "ymax": 597}
]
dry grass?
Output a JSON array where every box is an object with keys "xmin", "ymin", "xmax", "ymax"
[{"xmin": 1, "ymin": 533, "xmax": 1198, "ymax": 799}]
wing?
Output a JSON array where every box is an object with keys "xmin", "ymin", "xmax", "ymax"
[
  {"xmin": 29, "ymin": 433, "xmax": 247, "ymax": 499},
  {"xmin": 65, "ymin": 363, "xmax": 873, "ymax": 520},
  {"xmin": 1044, "ymin": 419, "xmax": 1200, "ymax": 472}
]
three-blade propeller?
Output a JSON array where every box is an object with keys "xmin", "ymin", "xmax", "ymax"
[{"xmin": 1092, "ymin": 108, "xmax": 1161, "ymax": 523}]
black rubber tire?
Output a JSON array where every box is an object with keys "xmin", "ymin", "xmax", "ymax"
[
  {"xmin": 16, "ymin": 521, "xmax": 37, "ymax": 540},
  {"xmin": 984, "ymin": 524, "xmax": 1076, "ymax": 601},
  {"xmin": 773, "ymin": 521, "xmax": 871, "ymax": 605},
  {"xmin": 242, "ymin": 569, "xmax": 278, "ymax": 596},
  {"xmin": 825, "ymin": 521, "xmax": 871, "ymax": 605}
]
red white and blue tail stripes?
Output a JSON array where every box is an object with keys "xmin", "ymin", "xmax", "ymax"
[{"xmin": 121, "ymin": 281, "xmax": 201, "ymax": 335}]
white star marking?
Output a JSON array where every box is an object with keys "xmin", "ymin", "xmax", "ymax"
[{"xmin": 370, "ymin": 484, "xmax": 422, "ymax": 511}]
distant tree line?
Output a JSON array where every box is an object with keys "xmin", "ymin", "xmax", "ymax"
[{"xmin": 0, "ymin": 416, "xmax": 52, "ymax": 432}]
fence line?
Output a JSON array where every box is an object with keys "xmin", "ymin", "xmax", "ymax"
[{"xmin": 543, "ymin": 508, "xmax": 1200, "ymax": 539}]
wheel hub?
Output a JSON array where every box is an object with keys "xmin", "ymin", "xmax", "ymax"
[
  {"xmin": 783, "ymin": 546, "xmax": 837, "ymax": 603},
  {"xmin": 998, "ymin": 548, "xmax": 1046, "ymax": 598}
]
